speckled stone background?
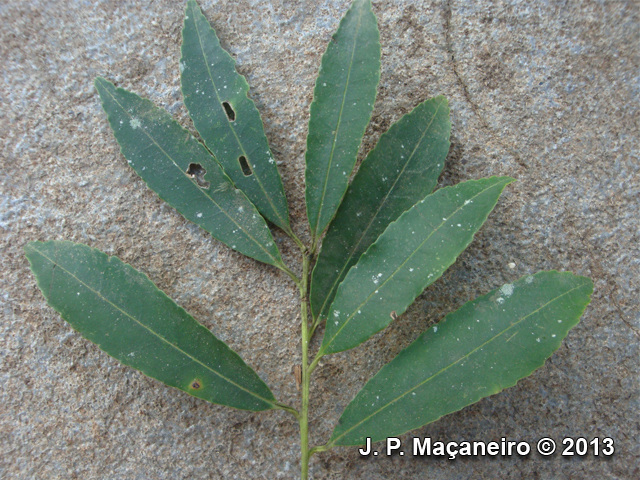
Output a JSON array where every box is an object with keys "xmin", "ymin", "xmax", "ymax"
[{"xmin": 1, "ymin": 0, "xmax": 638, "ymax": 478}]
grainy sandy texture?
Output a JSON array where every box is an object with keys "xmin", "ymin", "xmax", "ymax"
[{"xmin": 1, "ymin": 0, "xmax": 638, "ymax": 478}]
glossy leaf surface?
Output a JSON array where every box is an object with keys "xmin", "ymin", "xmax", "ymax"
[
  {"xmin": 181, "ymin": 0, "xmax": 290, "ymax": 232},
  {"xmin": 305, "ymin": 0, "xmax": 381, "ymax": 241},
  {"xmin": 310, "ymin": 96, "xmax": 451, "ymax": 322},
  {"xmin": 95, "ymin": 77, "xmax": 283, "ymax": 268},
  {"xmin": 320, "ymin": 177, "xmax": 514, "ymax": 355},
  {"xmin": 24, "ymin": 240, "xmax": 277, "ymax": 411},
  {"xmin": 330, "ymin": 271, "xmax": 594, "ymax": 445}
]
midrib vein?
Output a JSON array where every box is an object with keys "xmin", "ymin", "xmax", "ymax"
[
  {"xmin": 98, "ymin": 80, "xmax": 279, "ymax": 267},
  {"xmin": 31, "ymin": 244, "xmax": 276, "ymax": 408},
  {"xmin": 313, "ymin": 3, "xmax": 365, "ymax": 239},
  {"xmin": 316, "ymin": 99, "xmax": 445, "ymax": 320},
  {"xmin": 190, "ymin": 4, "xmax": 288, "ymax": 230},
  {"xmin": 330, "ymin": 281, "xmax": 588, "ymax": 444},
  {"xmin": 321, "ymin": 179, "xmax": 506, "ymax": 354}
]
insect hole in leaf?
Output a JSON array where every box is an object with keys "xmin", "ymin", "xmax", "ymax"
[
  {"xmin": 238, "ymin": 155, "xmax": 253, "ymax": 176},
  {"xmin": 185, "ymin": 163, "xmax": 210, "ymax": 189},
  {"xmin": 222, "ymin": 101, "xmax": 236, "ymax": 121}
]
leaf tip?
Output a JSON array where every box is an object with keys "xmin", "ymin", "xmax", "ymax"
[{"xmin": 94, "ymin": 76, "xmax": 110, "ymax": 91}]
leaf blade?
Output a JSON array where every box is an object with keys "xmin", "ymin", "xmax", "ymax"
[
  {"xmin": 94, "ymin": 77, "xmax": 283, "ymax": 268},
  {"xmin": 330, "ymin": 271, "xmax": 594, "ymax": 445},
  {"xmin": 181, "ymin": 0, "xmax": 291, "ymax": 232},
  {"xmin": 305, "ymin": 0, "xmax": 381, "ymax": 241},
  {"xmin": 320, "ymin": 177, "xmax": 514, "ymax": 355},
  {"xmin": 24, "ymin": 240, "xmax": 277, "ymax": 411},
  {"xmin": 310, "ymin": 96, "xmax": 451, "ymax": 321}
]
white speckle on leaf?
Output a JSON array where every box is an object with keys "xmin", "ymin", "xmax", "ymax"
[
  {"xmin": 335, "ymin": 321, "xmax": 339, "ymax": 325},
  {"xmin": 179, "ymin": 61, "xmax": 186, "ymax": 72},
  {"xmin": 238, "ymin": 206, "xmax": 244, "ymax": 213},
  {"xmin": 196, "ymin": 212, "xmax": 203, "ymax": 218},
  {"xmin": 552, "ymin": 334, "xmax": 557, "ymax": 338},
  {"xmin": 409, "ymin": 268, "xmax": 414, "ymax": 272},
  {"xmin": 433, "ymin": 326, "xmax": 438, "ymax": 333},
  {"xmin": 130, "ymin": 118, "xmax": 141, "ymax": 129},
  {"xmin": 457, "ymin": 224, "xmax": 462, "ymax": 227},
  {"xmin": 526, "ymin": 275, "xmax": 534, "ymax": 284},
  {"xmin": 536, "ymin": 338, "xmax": 541, "ymax": 342},
  {"xmin": 500, "ymin": 283, "xmax": 514, "ymax": 297},
  {"xmin": 372, "ymin": 276, "xmax": 379, "ymax": 284},
  {"xmin": 496, "ymin": 297, "xmax": 505, "ymax": 304},
  {"xmin": 558, "ymin": 319, "xmax": 563, "ymax": 323},
  {"xmin": 333, "ymin": 310, "xmax": 340, "ymax": 318},
  {"xmin": 464, "ymin": 199, "xmax": 472, "ymax": 205}
]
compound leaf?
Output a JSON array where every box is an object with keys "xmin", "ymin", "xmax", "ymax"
[
  {"xmin": 24, "ymin": 240, "xmax": 278, "ymax": 411},
  {"xmin": 320, "ymin": 177, "xmax": 514, "ymax": 355},
  {"xmin": 310, "ymin": 96, "xmax": 451, "ymax": 322},
  {"xmin": 330, "ymin": 271, "xmax": 594, "ymax": 445},
  {"xmin": 305, "ymin": 0, "xmax": 381, "ymax": 242},
  {"xmin": 181, "ymin": 0, "xmax": 291, "ymax": 233},
  {"xmin": 95, "ymin": 77, "xmax": 283, "ymax": 269}
]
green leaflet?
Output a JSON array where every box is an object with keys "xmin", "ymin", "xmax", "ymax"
[
  {"xmin": 330, "ymin": 271, "xmax": 594, "ymax": 445},
  {"xmin": 181, "ymin": 0, "xmax": 291, "ymax": 233},
  {"xmin": 94, "ymin": 77, "xmax": 283, "ymax": 269},
  {"xmin": 24, "ymin": 241, "xmax": 277, "ymax": 412},
  {"xmin": 305, "ymin": 0, "xmax": 381, "ymax": 242},
  {"xmin": 310, "ymin": 96, "xmax": 451, "ymax": 322},
  {"xmin": 319, "ymin": 177, "xmax": 514, "ymax": 355}
]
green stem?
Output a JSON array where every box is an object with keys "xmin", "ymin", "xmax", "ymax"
[{"xmin": 299, "ymin": 253, "xmax": 311, "ymax": 480}]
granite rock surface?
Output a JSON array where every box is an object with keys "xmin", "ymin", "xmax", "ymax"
[{"xmin": 1, "ymin": 0, "xmax": 638, "ymax": 478}]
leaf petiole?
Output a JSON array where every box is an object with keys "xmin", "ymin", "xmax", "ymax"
[{"xmin": 274, "ymin": 402, "xmax": 300, "ymax": 420}]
